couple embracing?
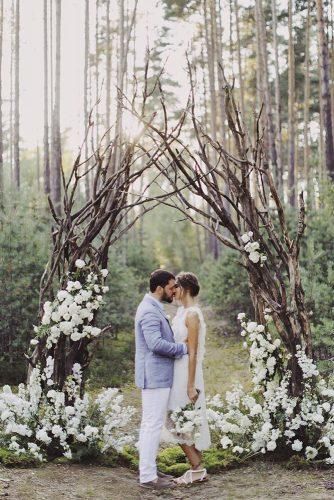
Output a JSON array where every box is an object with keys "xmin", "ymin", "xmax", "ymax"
[{"xmin": 135, "ymin": 269, "xmax": 211, "ymax": 490}]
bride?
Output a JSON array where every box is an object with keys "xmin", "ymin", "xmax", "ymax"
[{"xmin": 162, "ymin": 272, "xmax": 211, "ymax": 485}]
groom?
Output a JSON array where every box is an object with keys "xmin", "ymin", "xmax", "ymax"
[{"xmin": 135, "ymin": 269, "xmax": 188, "ymax": 489}]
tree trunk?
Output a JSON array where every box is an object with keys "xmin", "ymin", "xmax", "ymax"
[
  {"xmin": 36, "ymin": 144, "xmax": 41, "ymax": 191},
  {"xmin": 111, "ymin": 0, "xmax": 125, "ymax": 174},
  {"xmin": 316, "ymin": 0, "xmax": 334, "ymax": 179},
  {"xmin": 51, "ymin": 0, "xmax": 62, "ymax": 213},
  {"xmin": 271, "ymin": 0, "xmax": 283, "ymax": 194},
  {"xmin": 0, "ymin": 0, "xmax": 3, "ymax": 203},
  {"xmin": 43, "ymin": 0, "xmax": 50, "ymax": 195},
  {"xmin": 13, "ymin": 0, "xmax": 20, "ymax": 189},
  {"xmin": 304, "ymin": 0, "xmax": 311, "ymax": 205},
  {"xmin": 257, "ymin": 0, "xmax": 278, "ymax": 184},
  {"xmin": 9, "ymin": 0, "xmax": 14, "ymax": 185},
  {"xmin": 105, "ymin": 0, "xmax": 112, "ymax": 146},
  {"xmin": 95, "ymin": 0, "xmax": 99, "ymax": 148},
  {"xmin": 84, "ymin": 0, "xmax": 90, "ymax": 199},
  {"xmin": 288, "ymin": 0, "xmax": 296, "ymax": 207},
  {"xmin": 234, "ymin": 0, "xmax": 245, "ymax": 119}
]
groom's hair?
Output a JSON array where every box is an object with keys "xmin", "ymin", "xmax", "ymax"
[{"xmin": 150, "ymin": 269, "xmax": 175, "ymax": 292}]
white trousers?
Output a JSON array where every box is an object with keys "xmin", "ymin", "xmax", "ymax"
[{"xmin": 138, "ymin": 387, "xmax": 170, "ymax": 483}]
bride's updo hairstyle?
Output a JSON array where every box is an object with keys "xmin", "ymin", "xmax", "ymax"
[{"xmin": 176, "ymin": 272, "xmax": 200, "ymax": 297}]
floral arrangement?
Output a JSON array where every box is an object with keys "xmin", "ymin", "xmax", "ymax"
[
  {"xmin": 207, "ymin": 312, "xmax": 334, "ymax": 464},
  {"xmin": 241, "ymin": 232, "xmax": 267, "ymax": 266},
  {"xmin": 0, "ymin": 261, "xmax": 136, "ymax": 462},
  {"xmin": 0, "ymin": 363, "xmax": 136, "ymax": 461},
  {"xmin": 32, "ymin": 259, "xmax": 109, "ymax": 349},
  {"xmin": 168, "ymin": 401, "xmax": 202, "ymax": 441}
]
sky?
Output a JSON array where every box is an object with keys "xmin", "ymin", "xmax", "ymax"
[{"xmin": 2, "ymin": 0, "xmax": 196, "ymax": 152}]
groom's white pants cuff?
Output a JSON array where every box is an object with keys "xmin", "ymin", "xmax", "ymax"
[{"xmin": 139, "ymin": 387, "xmax": 170, "ymax": 483}]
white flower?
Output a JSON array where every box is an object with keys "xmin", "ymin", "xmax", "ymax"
[
  {"xmin": 36, "ymin": 428, "xmax": 51, "ymax": 444},
  {"xmin": 30, "ymin": 339, "xmax": 39, "ymax": 346},
  {"xmin": 305, "ymin": 446, "xmax": 318, "ymax": 460},
  {"xmin": 232, "ymin": 446, "xmax": 244, "ymax": 454},
  {"xmin": 291, "ymin": 440, "xmax": 303, "ymax": 452},
  {"xmin": 237, "ymin": 312, "xmax": 246, "ymax": 320},
  {"xmin": 101, "ymin": 269, "xmax": 109, "ymax": 277},
  {"xmin": 220, "ymin": 436, "xmax": 232, "ymax": 448},
  {"xmin": 322, "ymin": 402, "xmax": 331, "ymax": 412},
  {"xmin": 267, "ymin": 441, "xmax": 277, "ymax": 451},
  {"xmin": 245, "ymin": 241, "xmax": 260, "ymax": 253},
  {"xmin": 249, "ymin": 251, "xmax": 260, "ymax": 263},
  {"xmin": 57, "ymin": 290, "xmax": 69, "ymax": 302},
  {"xmin": 241, "ymin": 233, "xmax": 250, "ymax": 243},
  {"xmin": 70, "ymin": 331, "xmax": 82, "ymax": 342},
  {"xmin": 75, "ymin": 259, "xmax": 86, "ymax": 269}
]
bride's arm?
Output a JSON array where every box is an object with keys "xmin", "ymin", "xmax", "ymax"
[{"xmin": 185, "ymin": 311, "xmax": 200, "ymax": 404}]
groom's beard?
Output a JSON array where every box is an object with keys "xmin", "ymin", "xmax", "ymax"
[{"xmin": 161, "ymin": 290, "xmax": 173, "ymax": 303}]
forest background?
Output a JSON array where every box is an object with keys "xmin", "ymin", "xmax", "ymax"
[{"xmin": 0, "ymin": 0, "xmax": 334, "ymax": 393}]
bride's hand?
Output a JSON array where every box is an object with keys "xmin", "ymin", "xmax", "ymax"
[{"xmin": 187, "ymin": 386, "xmax": 199, "ymax": 404}]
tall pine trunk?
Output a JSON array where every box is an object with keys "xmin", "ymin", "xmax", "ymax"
[
  {"xmin": 288, "ymin": 0, "xmax": 296, "ymax": 206},
  {"xmin": 256, "ymin": 0, "xmax": 278, "ymax": 183},
  {"xmin": 84, "ymin": 0, "xmax": 89, "ymax": 199},
  {"xmin": 105, "ymin": 0, "xmax": 112, "ymax": 146},
  {"xmin": 13, "ymin": 0, "xmax": 20, "ymax": 189},
  {"xmin": 304, "ymin": 0, "xmax": 312, "ymax": 204},
  {"xmin": 234, "ymin": 0, "xmax": 245, "ymax": 119},
  {"xmin": 0, "ymin": 0, "xmax": 3, "ymax": 203},
  {"xmin": 111, "ymin": 0, "xmax": 125, "ymax": 174},
  {"xmin": 43, "ymin": 0, "xmax": 50, "ymax": 194},
  {"xmin": 51, "ymin": 0, "xmax": 61, "ymax": 213},
  {"xmin": 316, "ymin": 0, "xmax": 334, "ymax": 179},
  {"xmin": 271, "ymin": 0, "xmax": 283, "ymax": 194}
]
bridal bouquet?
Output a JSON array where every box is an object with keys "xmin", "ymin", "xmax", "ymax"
[{"xmin": 169, "ymin": 402, "xmax": 202, "ymax": 441}]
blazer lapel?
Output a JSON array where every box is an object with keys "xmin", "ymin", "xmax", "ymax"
[{"xmin": 143, "ymin": 295, "xmax": 175, "ymax": 337}]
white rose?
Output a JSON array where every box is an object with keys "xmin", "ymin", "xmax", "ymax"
[
  {"xmin": 232, "ymin": 446, "xmax": 244, "ymax": 454},
  {"xmin": 57, "ymin": 290, "xmax": 69, "ymax": 302},
  {"xmin": 291, "ymin": 440, "xmax": 303, "ymax": 452},
  {"xmin": 71, "ymin": 331, "xmax": 82, "ymax": 342},
  {"xmin": 241, "ymin": 233, "xmax": 250, "ymax": 243},
  {"xmin": 220, "ymin": 436, "xmax": 232, "ymax": 449},
  {"xmin": 267, "ymin": 441, "xmax": 277, "ymax": 451},
  {"xmin": 249, "ymin": 251, "xmax": 260, "ymax": 263},
  {"xmin": 322, "ymin": 402, "xmax": 331, "ymax": 412},
  {"xmin": 305, "ymin": 446, "xmax": 318, "ymax": 460},
  {"xmin": 75, "ymin": 259, "xmax": 86, "ymax": 269}
]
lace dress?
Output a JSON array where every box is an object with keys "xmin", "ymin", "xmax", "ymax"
[{"xmin": 161, "ymin": 305, "xmax": 211, "ymax": 451}]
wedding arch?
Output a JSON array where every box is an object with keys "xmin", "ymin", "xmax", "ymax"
[{"xmin": 1, "ymin": 78, "xmax": 333, "ymax": 466}]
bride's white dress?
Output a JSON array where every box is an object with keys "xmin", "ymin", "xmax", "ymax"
[{"xmin": 161, "ymin": 305, "xmax": 211, "ymax": 450}]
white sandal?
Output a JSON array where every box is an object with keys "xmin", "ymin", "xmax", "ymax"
[{"xmin": 174, "ymin": 468, "xmax": 208, "ymax": 485}]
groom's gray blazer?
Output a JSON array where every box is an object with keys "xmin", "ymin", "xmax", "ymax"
[{"xmin": 135, "ymin": 294, "xmax": 186, "ymax": 389}]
